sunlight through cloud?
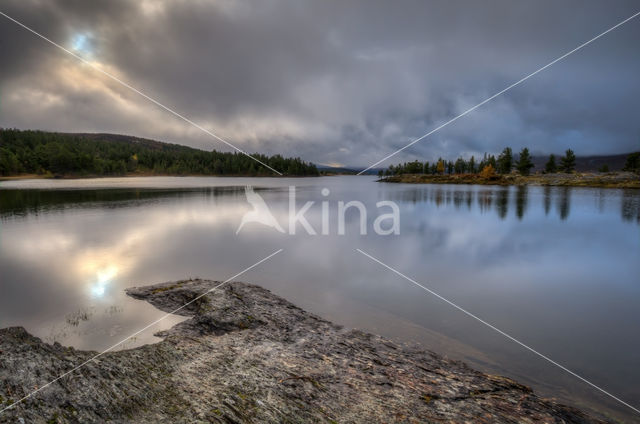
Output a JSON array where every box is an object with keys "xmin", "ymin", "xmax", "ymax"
[{"xmin": 70, "ymin": 32, "xmax": 94, "ymax": 57}]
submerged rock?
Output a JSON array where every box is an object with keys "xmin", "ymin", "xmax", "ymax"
[{"xmin": 0, "ymin": 280, "xmax": 608, "ymax": 423}]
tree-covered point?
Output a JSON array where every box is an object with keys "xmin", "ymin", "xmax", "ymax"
[
  {"xmin": 379, "ymin": 146, "xmax": 640, "ymax": 177},
  {"xmin": 0, "ymin": 129, "xmax": 319, "ymax": 177},
  {"xmin": 379, "ymin": 150, "xmax": 504, "ymax": 177}
]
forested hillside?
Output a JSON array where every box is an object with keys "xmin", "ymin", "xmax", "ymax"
[{"xmin": 0, "ymin": 129, "xmax": 319, "ymax": 177}]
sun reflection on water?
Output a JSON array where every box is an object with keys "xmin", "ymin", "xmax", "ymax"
[{"xmin": 90, "ymin": 265, "xmax": 118, "ymax": 298}]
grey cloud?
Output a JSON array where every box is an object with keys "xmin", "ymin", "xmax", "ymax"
[{"xmin": 0, "ymin": 0, "xmax": 638, "ymax": 167}]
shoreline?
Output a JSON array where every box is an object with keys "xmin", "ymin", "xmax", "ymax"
[
  {"xmin": 0, "ymin": 280, "xmax": 610, "ymax": 423},
  {"xmin": 379, "ymin": 172, "xmax": 640, "ymax": 189},
  {"xmin": 0, "ymin": 173, "xmax": 321, "ymax": 182}
]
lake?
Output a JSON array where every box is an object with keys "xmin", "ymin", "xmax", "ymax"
[{"xmin": 1, "ymin": 176, "xmax": 638, "ymax": 421}]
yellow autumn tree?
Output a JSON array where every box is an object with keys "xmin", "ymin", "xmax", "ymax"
[
  {"xmin": 479, "ymin": 164, "xmax": 496, "ymax": 179},
  {"xmin": 436, "ymin": 160, "xmax": 445, "ymax": 175}
]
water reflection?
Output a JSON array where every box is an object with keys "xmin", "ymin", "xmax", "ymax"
[
  {"xmin": 621, "ymin": 189, "xmax": 640, "ymax": 224},
  {"xmin": 515, "ymin": 186, "xmax": 527, "ymax": 220},
  {"xmin": 10, "ymin": 182, "xmax": 616, "ymax": 223},
  {"xmin": 496, "ymin": 189, "xmax": 508, "ymax": 219},
  {"xmin": 558, "ymin": 187, "xmax": 570, "ymax": 220},
  {"xmin": 0, "ymin": 177, "xmax": 638, "ymax": 422},
  {"xmin": 0, "ymin": 186, "xmax": 260, "ymax": 351},
  {"xmin": 383, "ymin": 184, "xmax": 639, "ymax": 223},
  {"xmin": 544, "ymin": 186, "xmax": 552, "ymax": 216},
  {"xmin": 0, "ymin": 186, "xmax": 247, "ymax": 217}
]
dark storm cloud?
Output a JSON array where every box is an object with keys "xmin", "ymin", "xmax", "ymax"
[{"xmin": 0, "ymin": 0, "xmax": 638, "ymax": 167}]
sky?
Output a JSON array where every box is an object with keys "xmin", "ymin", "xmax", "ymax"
[{"xmin": 0, "ymin": 0, "xmax": 638, "ymax": 168}]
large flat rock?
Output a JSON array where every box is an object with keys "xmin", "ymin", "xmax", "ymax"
[{"xmin": 0, "ymin": 280, "xmax": 607, "ymax": 423}]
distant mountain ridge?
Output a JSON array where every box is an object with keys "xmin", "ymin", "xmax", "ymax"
[{"xmin": 316, "ymin": 165, "xmax": 383, "ymax": 175}]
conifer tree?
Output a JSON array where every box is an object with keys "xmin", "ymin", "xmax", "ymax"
[
  {"xmin": 544, "ymin": 154, "xmax": 557, "ymax": 173},
  {"xmin": 497, "ymin": 147, "xmax": 513, "ymax": 174},
  {"xmin": 560, "ymin": 149, "xmax": 576, "ymax": 173},
  {"xmin": 516, "ymin": 147, "xmax": 534, "ymax": 176}
]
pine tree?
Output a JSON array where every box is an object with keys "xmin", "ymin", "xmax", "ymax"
[
  {"xmin": 544, "ymin": 154, "xmax": 557, "ymax": 173},
  {"xmin": 515, "ymin": 147, "xmax": 534, "ymax": 176},
  {"xmin": 560, "ymin": 149, "xmax": 576, "ymax": 173},
  {"xmin": 497, "ymin": 147, "xmax": 513, "ymax": 174},
  {"xmin": 454, "ymin": 157, "xmax": 466, "ymax": 174},
  {"xmin": 488, "ymin": 154, "xmax": 497, "ymax": 171},
  {"xmin": 623, "ymin": 152, "xmax": 640, "ymax": 172}
]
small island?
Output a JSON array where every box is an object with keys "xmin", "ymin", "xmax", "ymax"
[
  {"xmin": 0, "ymin": 280, "xmax": 608, "ymax": 423},
  {"xmin": 378, "ymin": 147, "xmax": 640, "ymax": 189}
]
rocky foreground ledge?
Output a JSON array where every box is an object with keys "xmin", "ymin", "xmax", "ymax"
[{"xmin": 0, "ymin": 280, "xmax": 607, "ymax": 423}]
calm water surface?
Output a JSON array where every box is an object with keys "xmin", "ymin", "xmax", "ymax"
[{"xmin": 1, "ymin": 176, "xmax": 638, "ymax": 421}]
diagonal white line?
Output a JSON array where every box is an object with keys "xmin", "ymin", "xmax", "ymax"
[
  {"xmin": 0, "ymin": 248, "xmax": 283, "ymax": 414},
  {"xmin": 0, "ymin": 11, "xmax": 283, "ymax": 176},
  {"xmin": 358, "ymin": 11, "xmax": 640, "ymax": 175},
  {"xmin": 356, "ymin": 248, "xmax": 640, "ymax": 415}
]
